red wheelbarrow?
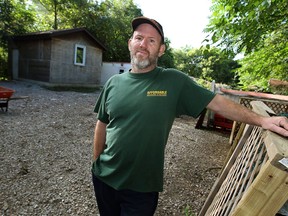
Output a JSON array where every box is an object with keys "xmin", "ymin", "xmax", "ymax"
[{"xmin": 0, "ymin": 86, "xmax": 16, "ymax": 112}]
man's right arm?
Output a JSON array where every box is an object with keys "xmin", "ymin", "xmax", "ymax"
[
  {"xmin": 207, "ymin": 94, "xmax": 288, "ymax": 137},
  {"xmin": 93, "ymin": 120, "xmax": 107, "ymax": 161}
]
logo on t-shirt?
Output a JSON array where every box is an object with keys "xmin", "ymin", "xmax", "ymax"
[{"xmin": 147, "ymin": 90, "xmax": 167, "ymax": 96}]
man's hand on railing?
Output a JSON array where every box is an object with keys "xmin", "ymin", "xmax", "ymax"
[{"xmin": 261, "ymin": 116, "xmax": 288, "ymax": 137}]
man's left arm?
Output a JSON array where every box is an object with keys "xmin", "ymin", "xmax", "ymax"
[{"xmin": 207, "ymin": 94, "xmax": 288, "ymax": 137}]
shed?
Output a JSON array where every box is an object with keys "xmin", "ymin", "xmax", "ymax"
[{"xmin": 8, "ymin": 28, "xmax": 106, "ymax": 86}]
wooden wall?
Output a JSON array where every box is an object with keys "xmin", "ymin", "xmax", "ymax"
[
  {"xmin": 49, "ymin": 32, "xmax": 102, "ymax": 84},
  {"xmin": 17, "ymin": 39, "xmax": 51, "ymax": 82}
]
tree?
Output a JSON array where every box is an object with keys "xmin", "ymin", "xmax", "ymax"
[
  {"xmin": 33, "ymin": 0, "xmax": 81, "ymax": 30},
  {"xmin": 59, "ymin": 0, "xmax": 142, "ymax": 62},
  {"xmin": 158, "ymin": 38, "xmax": 175, "ymax": 68},
  {"xmin": 91, "ymin": 0, "xmax": 142, "ymax": 62},
  {"xmin": 205, "ymin": 0, "xmax": 288, "ymax": 93},
  {"xmin": 205, "ymin": 0, "xmax": 288, "ymax": 54},
  {"xmin": 173, "ymin": 46, "xmax": 240, "ymax": 85},
  {"xmin": 236, "ymin": 30, "xmax": 288, "ymax": 92},
  {"xmin": 173, "ymin": 46, "xmax": 204, "ymax": 77},
  {"xmin": 0, "ymin": 0, "xmax": 37, "ymax": 78},
  {"xmin": 24, "ymin": 0, "xmax": 142, "ymax": 62}
]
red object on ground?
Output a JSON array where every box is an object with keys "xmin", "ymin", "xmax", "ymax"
[
  {"xmin": 0, "ymin": 86, "xmax": 15, "ymax": 99},
  {"xmin": 0, "ymin": 86, "xmax": 15, "ymax": 112},
  {"xmin": 213, "ymin": 113, "xmax": 233, "ymax": 130}
]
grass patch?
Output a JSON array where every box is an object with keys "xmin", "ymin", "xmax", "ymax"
[{"xmin": 182, "ymin": 205, "xmax": 196, "ymax": 216}]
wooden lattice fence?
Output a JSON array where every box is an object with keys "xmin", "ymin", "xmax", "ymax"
[
  {"xmin": 239, "ymin": 96, "xmax": 288, "ymax": 114},
  {"xmin": 199, "ymin": 101, "xmax": 288, "ymax": 216},
  {"xmin": 229, "ymin": 96, "xmax": 288, "ymax": 144}
]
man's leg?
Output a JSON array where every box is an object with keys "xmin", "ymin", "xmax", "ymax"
[
  {"xmin": 119, "ymin": 189, "xmax": 159, "ymax": 216},
  {"xmin": 92, "ymin": 172, "xmax": 121, "ymax": 216}
]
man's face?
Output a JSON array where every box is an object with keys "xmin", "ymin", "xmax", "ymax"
[{"xmin": 128, "ymin": 23, "xmax": 165, "ymax": 71}]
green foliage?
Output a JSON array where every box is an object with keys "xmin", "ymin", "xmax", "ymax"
[
  {"xmin": 205, "ymin": 0, "xmax": 288, "ymax": 94},
  {"xmin": 40, "ymin": 0, "xmax": 142, "ymax": 62},
  {"xmin": 0, "ymin": 0, "xmax": 38, "ymax": 78},
  {"xmin": 158, "ymin": 38, "xmax": 175, "ymax": 68},
  {"xmin": 173, "ymin": 46, "xmax": 203, "ymax": 77},
  {"xmin": 194, "ymin": 78, "xmax": 212, "ymax": 90},
  {"xmin": 236, "ymin": 30, "xmax": 288, "ymax": 92},
  {"xmin": 0, "ymin": 47, "xmax": 8, "ymax": 80},
  {"xmin": 37, "ymin": 0, "xmax": 142, "ymax": 62},
  {"xmin": 206, "ymin": 0, "xmax": 288, "ymax": 54},
  {"xmin": 173, "ymin": 46, "xmax": 240, "ymax": 85},
  {"xmin": 182, "ymin": 205, "xmax": 196, "ymax": 216},
  {"xmin": 91, "ymin": 0, "xmax": 142, "ymax": 62},
  {"xmin": 0, "ymin": 0, "xmax": 37, "ymax": 37}
]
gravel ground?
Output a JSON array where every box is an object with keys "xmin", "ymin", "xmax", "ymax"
[{"xmin": 0, "ymin": 80, "xmax": 230, "ymax": 216}]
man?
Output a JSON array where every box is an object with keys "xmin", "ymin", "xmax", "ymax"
[{"xmin": 92, "ymin": 16, "xmax": 288, "ymax": 216}]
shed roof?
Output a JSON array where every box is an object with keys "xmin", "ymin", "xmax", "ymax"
[{"xmin": 11, "ymin": 28, "xmax": 106, "ymax": 51}]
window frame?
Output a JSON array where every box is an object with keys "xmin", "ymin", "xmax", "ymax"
[{"xmin": 74, "ymin": 44, "xmax": 86, "ymax": 66}]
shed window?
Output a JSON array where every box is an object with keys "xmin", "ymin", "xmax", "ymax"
[{"xmin": 74, "ymin": 44, "xmax": 86, "ymax": 66}]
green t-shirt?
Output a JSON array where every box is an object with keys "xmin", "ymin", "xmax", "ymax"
[{"xmin": 92, "ymin": 67, "xmax": 215, "ymax": 192}]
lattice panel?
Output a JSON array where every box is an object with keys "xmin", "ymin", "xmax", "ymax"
[
  {"xmin": 239, "ymin": 96, "xmax": 288, "ymax": 114},
  {"xmin": 200, "ymin": 102, "xmax": 288, "ymax": 216},
  {"xmin": 205, "ymin": 126, "xmax": 269, "ymax": 216},
  {"xmin": 230, "ymin": 97, "xmax": 288, "ymax": 145}
]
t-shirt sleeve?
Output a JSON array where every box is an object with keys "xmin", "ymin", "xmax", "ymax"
[
  {"xmin": 94, "ymin": 89, "xmax": 103, "ymax": 113},
  {"xmin": 177, "ymin": 78, "xmax": 215, "ymax": 118},
  {"xmin": 94, "ymin": 87, "xmax": 110, "ymax": 124}
]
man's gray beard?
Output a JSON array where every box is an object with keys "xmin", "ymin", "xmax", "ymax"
[
  {"xmin": 131, "ymin": 55, "xmax": 158, "ymax": 70},
  {"xmin": 131, "ymin": 56, "xmax": 150, "ymax": 69}
]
